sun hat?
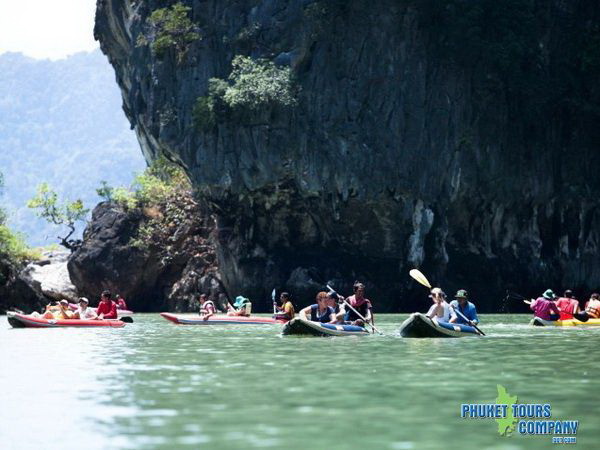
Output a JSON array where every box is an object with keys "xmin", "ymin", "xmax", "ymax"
[
  {"xmin": 234, "ymin": 296, "xmax": 249, "ymax": 307},
  {"xmin": 542, "ymin": 289, "xmax": 556, "ymax": 300},
  {"xmin": 59, "ymin": 299, "xmax": 69, "ymax": 305},
  {"xmin": 79, "ymin": 297, "xmax": 89, "ymax": 304}
]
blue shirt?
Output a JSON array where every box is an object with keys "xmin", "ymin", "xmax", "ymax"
[{"xmin": 449, "ymin": 300, "xmax": 479, "ymax": 325}]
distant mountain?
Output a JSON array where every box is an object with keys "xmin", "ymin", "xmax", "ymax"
[{"xmin": 0, "ymin": 50, "xmax": 146, "ymax": 246}]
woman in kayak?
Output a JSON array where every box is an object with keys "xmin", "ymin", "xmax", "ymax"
[
  {"xmin": 199, "ymin": 294, "xmax": 216, "ymax": 321},
  {"xmin": 426, "ymin": 287, "xmax": 452, "ymax": 322},
  {"xmin": 227, "ymin": 296, "xmax": 252, "ymax": 316},
  {"xmin": 32, "ymin": 299, "xmax": 73, "ymax": 319},
  {"xmin": 72, "ymin": 297, "xmax": 97, "ymax": 320},
  {"xmin": 115, "ymin": 294, "xmax": 128, "ymax": 310},
  {"xmin": 299, "ymin": 291, "xmax": 335, "ymax": 323},
  {"xmin": 274, "ymin": 292, "xmax": 295, "ymax": 321}
]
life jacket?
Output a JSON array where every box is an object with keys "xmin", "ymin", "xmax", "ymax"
[
  {"xmin": 585, "ymin": 299, "xmax": 600, "ymax": 318},
  {"xmin": 200, "ymin": 300, "xmax": 216, "ymax": 315}
]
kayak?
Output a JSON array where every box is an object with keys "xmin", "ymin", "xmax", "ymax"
[
  {"xmin": 281, "ymin": 318, "xmax": 370, "ymax": 337},
  {"xmin": 6, "ymin": 312, "xmax": 126, "ymax": 328},
  {"xmin": 398, "ymin": 313, "xmax": 481, "ymax": 338},
  {"xmin": 160, "ymin": 313, "xmax": 287, "ymax": 325},
  {"xmin": 530, "ymin": 317, "xmax": 600, "ymax": 327}
]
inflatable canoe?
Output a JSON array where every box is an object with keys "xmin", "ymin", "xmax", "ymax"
[
  {"xmin": 7, "ymin": 312, "xmax": 126, "ymax": 328},
  {"xmin": 281, "ymin": 318, "xmax": 370, "ymax": 337},
  {"xmin": 160, "ymin": 313, "xmax": 287, "ymax": 325},
  {"xmin": 530, "ymin": 317, "xmax": 600, "ymax": 327},
  {"xmin": 399, "ymin": 313, "xmax": 481, "ymax": 338}
]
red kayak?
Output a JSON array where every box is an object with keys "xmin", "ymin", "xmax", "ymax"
[
  {"xmin": 7, "ymin": 312, "xmax": 126, "ymax": 328},
  {"xmin": 160, "ymin": 312, "xmax": 287, "ymax": 325}
]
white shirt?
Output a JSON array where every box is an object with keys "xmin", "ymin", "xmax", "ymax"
[
  {"xmin": 77, "ymin": 306, "xmax": 97, "ymax": 319},
  {"xmin": 426, "ymin": 301, "xmax": 451, "ymax": 322}
]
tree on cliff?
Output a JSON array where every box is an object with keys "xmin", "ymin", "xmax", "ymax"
[
  {"xmin": 27, "ymin": 183, "xmax": 89, "ymax": 251},
  {"xmin": 136, "ymin": 2, "xmax": 201, "ymax": 63},
  {"xmin": 0, "ymin": 171, "xmax": 35, "ymax": 262}
]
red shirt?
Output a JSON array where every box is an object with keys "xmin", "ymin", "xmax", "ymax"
[
  {"xmin": 97, "ymin": 300, "xmax": 118, "ymax": 319},
  {"xmin": 555, "ymin": 297, "xmax": 578, "ymax": 319},
  {"xmin": 116, "ymin": 298, "xmax": 128, "ymax": 310}
]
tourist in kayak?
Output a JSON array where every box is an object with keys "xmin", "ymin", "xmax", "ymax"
[
  {"xmin": 327, "ymin": 291, "xmax": 345, "ymax": 323},
  {"xmin": 32, "ymin": 299, "xmax": 73, "ymax": 319},
  {"xmin": 72, "ymin": 297, "xmax": 97, "ymax": 320},
  {"xmin": 227, "ymin": 296, "xmax": 252, "ymax": 316},
  {"xmin": 529, "ymin": 289, "xmax": 560, "ymax": 321},
  {"xmin": 115, "ymin": 294, "xmax": 128, "ymax": 310},
  {"xmin": 199, "ymin": 294, "xmax": 216, "ymax": 320},
  {"xmin": 580, "ymin": 293, "xmax": 600, "ymax": 319},
  {"xmin": 274, "ymin": 292, "xmax": 295, "ymax": 321},
  {"xmin": 96, "ymin": 290, "xmax": 118, "ymax": 320},
  {"xmin": 343, "ymin": 282, "xmax": 373, "ymax": 325},
  {"xmin": 299, "ymin": 291, "xmax": 335, "ymax": 323},
  {"xmin": 449, "ymin": 289, "xmax": 479, "ymax": 325},
  {"xmin": 426, "ymin": 287, "xmax": 452, "ymax": 322},
  {"xmin": 555, "ymin": 289, "xmax": 580, "ymax": 320}
]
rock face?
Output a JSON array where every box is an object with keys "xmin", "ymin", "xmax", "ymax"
[
  {"xmin": 95, "ymin": 0, "xmax": 600, "ymax": 311},
  {"xmin": 21, "ymin": 251, "xmax": 78, "ymax": 301},
  {"xmin": 68, "ymin": 200, "xmax": 224, "ymax": 312},
  {"xmin": 0, "ymin": 256, "xmax": 47, "ymax": 314}
]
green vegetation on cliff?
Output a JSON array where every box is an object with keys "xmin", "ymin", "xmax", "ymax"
[
  {"xmin": 137, "ymin": 2, "xmax": 201, "ymax": 63},
  {"xmin": 98, "ymin": 157, "xmax": 192, "ymax": 249},
  {"xmin": 193, "ymin": 55, "xmax": 298, "ymax": 129},
  {"xmin": 0, "ymin": 172, "xmax": 37, "ymax": 262}
]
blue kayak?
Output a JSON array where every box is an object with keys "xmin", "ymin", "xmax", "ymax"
[
  {"xmin": 399, "ymin": 313, "xmax": 481, "ymax": 338},
  {"xmin": 282, "ymin": 318, "xmax": 370, "ymax": 337}
]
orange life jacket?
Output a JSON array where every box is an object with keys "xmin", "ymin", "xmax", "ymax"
[{"xmin": 585, "ymin": 299, "xmax": 600, "ymax": 318}]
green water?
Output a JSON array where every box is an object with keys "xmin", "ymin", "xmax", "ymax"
[{"xmin": 0, "ymin": 314, "xmax": 597, "ymax": 449}]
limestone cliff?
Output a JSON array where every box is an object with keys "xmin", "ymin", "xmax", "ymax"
[{"xmin": 95, "ymin": 0, "xmax": 600, "ymax": 311}]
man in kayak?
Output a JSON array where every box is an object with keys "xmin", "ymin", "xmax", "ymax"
[
  {"xmin": 227, "ymin": 296, "xmax": 252, "ymax": 316},
  {"xmin": 449, "ymin": 289, "xmax": 479, "ymax": 325},
  {"xmin": 343, "ymin": 282, "xmax": 373, "ymax": 326},
  {"xmin": 274, "ymin": 292, "xmax": 295, "ymax": 321},
  {"xmin": 555, "ymin": 289, "xmax": 580, "ymax": 320},
  {"xmin": 426, "ymin": 287, "xmax": 452, "ymax": 322},
  {"xmin": 199, "ymin": 294, "xmax": 216, "ymax": 321},
  {"xmin": 96, "ymin": 290, "xmax": 118, "ymax": 320},
  {"xmin": 529, "ymin": 289, "xmax": 560, "ymax": 321},
  {"xmin": 115, "ymin": 294, "xmax": 128, "ymax": 311},
  {"xmin": 299, "ymin": 291, "xmax": 335, "ymax": 323},
  {"xmin": 72, "ymin": 297, "xmax": 97, "ymax": 320}
]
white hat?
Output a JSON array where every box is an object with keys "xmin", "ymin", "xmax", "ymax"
[
  {"xmin": 79, "ymin": 297, "xmax": 89, "ymax": 304},
  {"xmin": 59, "ymin": 299, "xmax": 69, "ymax": 305}
]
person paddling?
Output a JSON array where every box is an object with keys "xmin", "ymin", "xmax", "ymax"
[
  {"xmin": 299, "ymin": 291, "xmax": 334, "ymax": 323},
  {"xmin": 426, "ymin": 287, "xmax": 451, "ymax": 322},
  {"xmin": 449, "ymin": 290, "xmax": 479, "ymax": 325},
  {"xmin": 529, "ymin": 289, "xmax": 560, "ymax": 321},
  {"xmin": 274, "ymin": 292, "xmax": 295, "ymax": 321},
  {"xmin": 96, "ymin": 290, "xmax": 118, "ymax": 320},
  {"xmin": 198, "ymin": 294, "xmax": 216, "ymax": 321},
  {"xmin": 555, "ymin": 290, "xmax": 580, "ymax": 320},
  {"xmin": 343, "ymin": 282, "xmax": 373, "ymax": 326},
  {"xmin": 577, "ymin": 293, "xmax": 600, "ymax": 320}
]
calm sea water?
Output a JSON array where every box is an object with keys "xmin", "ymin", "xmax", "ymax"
[{"xmin": 0, "ymin": 314, "xmax": 597, "ymax": 449}]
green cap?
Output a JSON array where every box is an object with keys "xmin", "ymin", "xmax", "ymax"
[
  {"xmin": 455, "ymin": 289, "xmax": 468, "ymax": 299},
  {"xmin": 542, "ymin": 289, "xmax": 556, "ymax": 300}
]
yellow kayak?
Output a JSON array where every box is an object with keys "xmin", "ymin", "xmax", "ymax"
[{"xmin": 530, "ymin": 317, "xmax": 600, "ymax": 327}]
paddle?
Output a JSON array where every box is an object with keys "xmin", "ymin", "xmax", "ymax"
[
  {"xmin": 271, "ymin": 288, "xmax": 277, "ymax": 315},
  {"xmin": 408, "ymin": 269, "xmax": 485, "ymax": 336},
  {"xmin": 120, "ymin": 316, "xmax": 134, "ymax": 323},
  {"xmin": 326, "ymin": 284, "xmax": 383, "ymax": 335}
]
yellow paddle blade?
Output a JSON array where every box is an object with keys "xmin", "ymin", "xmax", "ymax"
[{"xmin": 409, "ymin": 269, "xmax": 432, "ymax": 289}]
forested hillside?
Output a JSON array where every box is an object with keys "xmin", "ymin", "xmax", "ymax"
[{"xmin": 0, "ymin": 50, "xmax": 145, "ymax": 246}]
